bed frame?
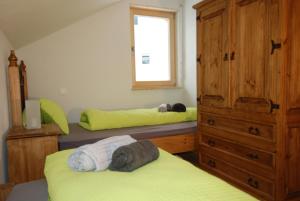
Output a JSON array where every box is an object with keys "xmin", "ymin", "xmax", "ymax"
[{"xmin": 6, "ymin": 50, "xmax": 197, "ymax": 155}]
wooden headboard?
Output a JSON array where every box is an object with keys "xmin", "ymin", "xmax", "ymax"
[
  {"xmin": 19, "ymin": 60, "xmax": 28, "ymax": 111},
  {"xmin": 7, "ymin": 50, "xmax": 28, "ymax": 127}
]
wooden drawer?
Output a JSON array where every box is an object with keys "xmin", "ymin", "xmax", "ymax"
[
  {"xmin": 149, "ymin": 133, "xmax": 195, "ymax": 154},
  {"xmin": 201, "ymin": 134, "xmax": 275, "ymax": 168},
  {"xmin": 201, "ymin": 114, "xmax": 275, "ymax": 142},
  {"xmin": 7, "ymin": 136, "xmax": 58, "ymax": 184},
  {"xmin": 200, "ymin": 153, "xmax": 274, "ymax": 200}
]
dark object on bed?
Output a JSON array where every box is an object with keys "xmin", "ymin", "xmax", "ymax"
[
  {"xmin": 6, "ymin": 180, "xmax": 48, "ymax": 201},
  {"xmin": 158, "ymin": 103, "xmax": 172, "ymax": 112},
  {"xmin": 58, "ymin": 121, "xmax": 196, "ymax": 150},
  {"xmin": 171, "ymin": 103, "xmax": 186, "ymax": 112},
  {"xmin": 109, "ymin": 140, "xmax": 159, "ymax": 172}
]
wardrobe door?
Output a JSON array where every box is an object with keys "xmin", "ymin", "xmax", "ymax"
[
  {"xmin": 197, "ymin": 0, "xmax": 230, "ymax": 108},
  {"xmin": 232, "ymin": 0, "xmax": 280, "ymax": 113},
  {"xmin": 286, "ymin": 0, "xmax": 300, "ymax": 199}
]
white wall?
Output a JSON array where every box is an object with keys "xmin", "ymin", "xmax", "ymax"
[
  {"xmin": 17, "ymin": 0, "xmax": 188, "ymax": 123},
  {"xmin": 0, "ymin": 30, "xmax": 13, "ymax": 183},
  {"xmin": 182, "ymin": 0, "xmax": 202, "ymax": 106}
]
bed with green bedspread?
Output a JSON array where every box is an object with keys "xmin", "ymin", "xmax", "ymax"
[
  {"xmin": 45, "ymin": 149, "xmax": 257, "ymax": 201},
  {"xmin": 79, "ymin": 107, "xmax": 197, "ymax": 131}
]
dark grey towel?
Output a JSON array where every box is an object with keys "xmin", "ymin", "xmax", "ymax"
[
  {"xmin": 171, "ymin": 103, "xmax": 186, "ymax": 112},
  {"xmin": 109, "ymin": 140, "xmax": 159, "ymax": 172}
]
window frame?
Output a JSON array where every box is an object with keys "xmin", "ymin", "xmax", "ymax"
[{"xmin": 130, "ymin": 7, "xmax": 177, "ymax": 90}]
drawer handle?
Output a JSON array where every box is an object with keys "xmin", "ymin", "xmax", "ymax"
[
  {"xmin": 207, "ymin": 119, "xmax": 215, "ymax": 126},
  {"xmin": 246, "ymin": 153, "xmax": 259, "ymax": 160},
  {"xmin": 207, "ymin": 160, "xmax": 216, "ymax": 168},
  {"xmin": 248, "ymin": 127, "xmax": 260, "ymax": 136},
  {"xmin": 207, "ymin": 139, "xmax": 216, "ymax": 147},
  {"xmin": 247, "ymin": 178, "xmax": 259, "ymax": 189}
]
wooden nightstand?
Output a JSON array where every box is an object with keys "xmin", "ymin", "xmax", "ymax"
[{"xmin": 6, "ymin": 124, "xmax": 60, "ymax": 184}]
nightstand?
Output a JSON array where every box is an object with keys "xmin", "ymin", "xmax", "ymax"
[{"xmin": 6, "ymin": 124, "xmax": 60, "ymax": 184}]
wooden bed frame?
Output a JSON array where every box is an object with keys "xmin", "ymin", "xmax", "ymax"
[
  {"xmin": 7, "ymin": 50, "xmax": 27, "ymax": 127},
  {"xmin": 6, "ymin": 50, "xmax": 197, "ymax": 154}
]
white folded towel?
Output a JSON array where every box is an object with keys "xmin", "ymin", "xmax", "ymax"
[{"xmin": 68, "ymin": 135, "xmax": 136, "ymax": 171}]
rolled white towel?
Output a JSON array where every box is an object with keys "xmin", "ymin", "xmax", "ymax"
[{"xmin": 68, "ymin": 135, "xmax": 136, "ymax": 171}]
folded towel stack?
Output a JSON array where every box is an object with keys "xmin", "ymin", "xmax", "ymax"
[
  {"xmin": 158, "ymin": 103, "xmax": 186, "ymax": 112},
  {"xmin": 68, "ymin": 135, "xmax": 136, "ymax": 171},
  {"xmin": 109, "ymin": 140, "xmax": 159, "ymax": 172}
]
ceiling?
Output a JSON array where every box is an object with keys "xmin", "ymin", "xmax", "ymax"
[{"xmin": 0, "ymin": 0, "xmax": 120, "ymax": 49}]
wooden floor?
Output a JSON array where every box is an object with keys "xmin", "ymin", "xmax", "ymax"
[{"xmin": 0, "ymin": 183, "xmax": 14, "ymax": 201}]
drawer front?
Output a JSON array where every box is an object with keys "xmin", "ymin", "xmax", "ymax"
[
  {"xmin": 200, "ymin": 154, "xmax": 274, "ymax": 200},
  {"xmin": 7, "ymin": 136, "xmax": 58, "ymax": 184},
  {"xmin": 201, "ymin": 114, "xmax": 275, "ymax": 142},
  {"xmin": 201, "ymin": 135, "xmax": 274, "ymax": 168},
  {"xmin": 150, "ymin": 133, "xmax": 195, "ymax": 154}
]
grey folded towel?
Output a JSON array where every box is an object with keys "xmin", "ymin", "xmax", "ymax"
[{"xmin": 109, "ymin": 140, "xmax": 159, "ymax": 172}]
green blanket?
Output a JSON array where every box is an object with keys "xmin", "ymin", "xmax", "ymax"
[
  {"xmin": 79, "ymin": 107, "xmax": 197, "ymax": 131},
  {"xmin": 45, "ymin": 149, "xmax": 257, "ymax": 201}
]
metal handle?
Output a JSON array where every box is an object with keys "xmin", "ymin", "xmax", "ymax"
[
  {"xmin": 197, "ymin": 55, "xmax": 201, "ymax": 64},
  {"xmin": 230, "ymin": 51, "xmax": 235, "ymax": 60},
  {"xmin": 248, "ymin": 127, "xmax": 260, "ymax": 136},
  {"xmin": 246, "ymin": 153, "xmax": 259, "ymax": 160},
  {"xmin": 223, "ymin": 53, "xmax": 229, "ymax": 61},
  {"xmin": 207, "ymin": 160, "xmax": 216, "ymax": 168},
  {"xmin": 247, "ymin": 178, "xmax": 259, "ymax": 189},
  {"xmin": 208, "ymin": 139, "xmax": 216, "ymax": 147},
  {"xmin": 271, "ymin": 40, "xmax": 281, "ymax": 55},
  {"xmin": 207, "ymin": 119, "xmax": 215, "ymax": 126}
]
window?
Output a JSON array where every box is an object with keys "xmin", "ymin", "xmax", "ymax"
[{"xmin": 130, "ymin": 7, "xmax": 176, "ymax": 89}]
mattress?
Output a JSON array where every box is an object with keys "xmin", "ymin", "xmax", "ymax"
[
  {"xmin": 58, "ymin": 121, "xmax": 197, "ymax": 150},
  {"xmin": 45, "ymin": 149, "xmax": 257, "ymax": 201}
]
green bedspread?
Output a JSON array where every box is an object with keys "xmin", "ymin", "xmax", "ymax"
[
  {"xmin": 45, "ymin": 149, "xmax": 257, "ymax": 201},
  {"xmin": 79, "ymin": 107, "xmax": 197, "ymax": 131}
]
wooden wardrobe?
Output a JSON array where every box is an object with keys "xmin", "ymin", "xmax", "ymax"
[{"xmin": 194, "ymin": 0, "xmax": 300, "ymax": 200}]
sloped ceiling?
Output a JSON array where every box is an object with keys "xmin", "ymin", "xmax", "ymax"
[{"xmin": 0, "ymin": 0, "xmax": 120, "ymax": 49}]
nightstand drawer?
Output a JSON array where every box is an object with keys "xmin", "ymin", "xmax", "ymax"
[
  {"xmin": 201, "ymin": 114, "xmax": 274, "ymax": 142},
  {"xmin": 7, "ymin": 136, "xmax": 58, "ymax": 184},
  {"xmin": 6, "ymin": 124, "xmax": 60, "ymax": 184},
  {"xmin": 201, "ymin": 134, "xmax": 274, "ymax": 168},
  {"xmin": 200, "ymin": 154, "xmax": 274, "ymax": 200}
]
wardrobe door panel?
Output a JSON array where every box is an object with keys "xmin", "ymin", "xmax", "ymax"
[
  {"xmin": 197, "ymin": 0, "xmax": 230, "ymax": 108},
  {"xmin": 232, "ymin": 0, "xmax": 280, "ymax": 113},
  {"xmin": 287, "ymin": 0, "xmax": 300, "ymax": 110}
]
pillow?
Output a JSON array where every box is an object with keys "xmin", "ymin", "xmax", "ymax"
[{"xmin": 40, "ymin": 98, "xmax": 69, "ymax": 134}]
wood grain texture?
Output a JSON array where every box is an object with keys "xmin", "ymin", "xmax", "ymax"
[
  {"xmin": 8, "ymin": 50, "xmax": 22, "ymax": 127},
  {"xmin": 232, "ymin": 0, "xmax": 280, "ymax": 113},
  {"xmin": 130, "ymin": 7, "xmax": 176, "ymax": 89},
  {"xmin": 149, "ymin": 133, "xmax": 195, "ymax": 154},
  {"xmin": 201, "ymin": 134, "xmax": 275, "ymax": 168},
  {"xmin": 7, "ymin": 125, "xmax": 59, "ymax": 184},
  {"xmin": 194, "ymin": 0, "xmax": 300, "ymax": 200},
  {"xmin": 200, "ymin": 153, "xmax": 274, "ymax": 201},
  {"xmin": 20, "ymin": 60, "xmax": 28, "ymax": 111},
  {"xmin": 287, "ymin": 0, "xmax": 300, "ymax": 110},
  {"xmin": 198, "ymin": 0, "xmax": 230, "ymax": 108},
  {"xmin": 0, "ymin": 183, "xmax": 14, "ymax": 201}
]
